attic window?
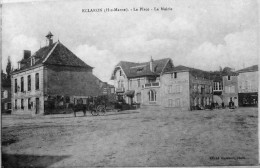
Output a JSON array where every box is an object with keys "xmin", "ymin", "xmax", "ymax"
[
  {"xmin": 137, "ymin": 67, "xmax": 143, "ymax": 72},
  {"xmin": 228, "ymin": 76, "xmax": 231, "ymax": 80},
  {"xmin": 31, "ymin": 57, "xmax": 35, "ymax": 66},
  {"xmin": 174, "ymin": 72, "xmax": 177, "ymax": 78}
]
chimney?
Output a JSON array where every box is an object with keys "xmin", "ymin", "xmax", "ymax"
[
  {"xmin": 46, "ymin": 31, "xmax": 54, "ymax": 46},
  {"xmin": 150, "ymin": 56, "xmax": 154, "ymax": 72},
  {"xmin": 23, "ymin": 50, "xmax": 31, "ymax": 59}
]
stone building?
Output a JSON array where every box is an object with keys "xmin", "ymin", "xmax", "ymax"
[
  {"xmin": 111, "ymin": 58, "xmax": 214, "ymax": 110},
  {"xmin": 162, "ymin": 65, "xmax": 213, "ymax": 110},
  {"xmin": 221, "ymin": 71, "xmax": 239, "ymax": 107},
  {"xmin": 11, "ymin": 32, "xmax": 103, "ymax": 115},
  {"xmin": 111, "ymin": 58, "xmax": 173, "ymax": 106},
  {"xmin": 236, "ymin": 65, "xmax": 258, "ymax": 106}
]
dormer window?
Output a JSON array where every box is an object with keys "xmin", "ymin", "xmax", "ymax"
[
  {"xmin": 18, "ymin": 62, "xmax": 21, "ymax": 69},
  {"xmin": 228, "ymin": 76, "xmax": 231, "ymax": 80},
  {"xmin": 31, "ymin": 57, "xmax": 35, "ymax": 66},
  {"xmin": 137, "ymin": 67, "xmax": 143, "ymax": 72}
]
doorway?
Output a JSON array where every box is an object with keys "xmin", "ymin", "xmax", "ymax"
[{"xmin": 36, "ymin": 98, "xmax": 40, "ymax": 114}]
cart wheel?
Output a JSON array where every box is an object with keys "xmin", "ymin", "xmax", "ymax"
[
  {"xmin": 91, "ymin": 110, "xmax": 99, "ymax": 116},
  {"xmin": 97, "ymin": 105, "xmax": 106, "ymax": 116}
]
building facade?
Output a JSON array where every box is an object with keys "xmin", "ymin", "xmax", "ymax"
[
  {"xmin": 222, "ymin": 72, "xmax": 239, "ymax": 107},
  {"xmin": 111, "ymin": 58, "xmax": 173, "ymax": 107},
  {"xmin": 162, "ymin": 66, "xmax": 213, "ymax": 110},
  {"xmin": 236, "ymin": 65, "xmax": 258, "ymax": 106},
  {"xmin": 12, "ymin": 32, "xmax": 103, "ymax": 115},
  {"xmin": 111, "ymin": 59, "xmax": 214, "ymax": 111}
]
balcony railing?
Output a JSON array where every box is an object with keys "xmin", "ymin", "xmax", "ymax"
[
  {"xmin": 142, "ymin": 82, "xmax": 160, "ymax": 88},
  {"xmin": 116, "ymin": 87, "xmax": 125, "ymax": 93}
]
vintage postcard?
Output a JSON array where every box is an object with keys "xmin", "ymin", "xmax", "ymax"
[{"xmin": 1, "ymin": 0, "xmax": 259, "ymax": 167}]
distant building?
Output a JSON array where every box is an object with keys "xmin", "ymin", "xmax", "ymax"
[
  {"xmin": 11, "ymin": 32, "xmax": 103, "ymax": 115},
  {"xmin": 236, "ymin": 65, "xmax": 258, "ymax": 106},
  {"xmin": 111, "ymin": 58, "xmax": 214, "ymax": 110},
  {"xmin": 162, "ymin": 65, "xmax": 213, "ymax": 110},
  {"xmin": 222, "ymin": 71, "xmax": 239, "ymax": 107},
  {"xmin": 1, "ymin": 77, "xmax": 11, "ymax": 113}
]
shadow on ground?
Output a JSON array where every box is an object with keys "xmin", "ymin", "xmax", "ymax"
[{"xmin": 2, "ymin": 153, "xmax": 70, "ymax": 168}]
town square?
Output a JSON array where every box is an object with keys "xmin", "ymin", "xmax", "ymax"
[{"xmin": 1, "ymin": 0, "xmax": 259, "ymax": 167}]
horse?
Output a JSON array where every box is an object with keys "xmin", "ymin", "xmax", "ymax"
[
  {"xmin": 72, "ymin": 102, "xmax": 99, "ymax": 117},
  {"xmin": 72, "ymin": 103, "xmax": 87, "ymax": 117}
]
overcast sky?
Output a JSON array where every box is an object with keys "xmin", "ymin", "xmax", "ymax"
[{"xmin": 2, "ymin": 0, "xmax": 259, "ymax": 83}]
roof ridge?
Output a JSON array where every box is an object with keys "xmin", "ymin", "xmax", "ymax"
[{"xmin": 42, "ymin": 41, "xmax": 59, "ymax": 63}]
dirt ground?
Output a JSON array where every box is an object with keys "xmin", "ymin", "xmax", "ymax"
[{"xmin": 2, "ymin": 107, "xmax": 258, "ymax": 167}]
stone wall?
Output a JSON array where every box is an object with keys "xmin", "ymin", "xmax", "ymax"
[
  {"xmin": 237, "ymin": 71, "xmax": 258, "ymax": 93},
  {"xmin": 45, "ymin": 65, "xmax": 102, "ymax": 97},
  {"xmin": 161, "ymin": 72, "xmax": 190, "ymax": 110},
  {"xmin": 222, "ymin": 75, "xmax": 238, "ymax": 106},
  {"xmin": 12, "ymin": 66, "xmax": 45, "ymax": 115}
]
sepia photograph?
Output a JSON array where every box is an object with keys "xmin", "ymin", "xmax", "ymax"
[{"xmin": 1, "ymin": 0, "xmax": 259, "ymax": 167}]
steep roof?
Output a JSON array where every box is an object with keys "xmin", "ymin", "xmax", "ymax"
[
  {"xmin": 236, "ymin": 65, "xmax": 258, "ymax": 73},
  {"xmin": 111, "ymin": 58, "xmax": 171, "ymax": 79},
  {"xmin": 13, "ymin": 41, "xmax": 92, "ymax": 73}
]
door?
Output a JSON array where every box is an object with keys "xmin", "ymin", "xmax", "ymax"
[
  {"xmin": 136, "ymin": 93, "xmax": 141, "ymax": 103},
  {"xmin": 36, "ymin": 98, "xmax": 40, "ymax": 114}
]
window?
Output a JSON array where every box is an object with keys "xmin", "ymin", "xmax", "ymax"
[
  {"xmin": 168, "ymin": 99, "xmax": 173, "ymax": 107},
  {"xmin": 1, "ymin": 91, "xmax": 3, "ymax": 99},
  {"xmin": 15, "ymin": 79, "xmax": 17, "ymax": 93},
  {"xmin": 213, "ymin": 82, "xmax": 223, "ymax": 91},
  {"xmin": 3, "ymin": 90, "xmax": 8, "ymax": 98},
  {"xmin": 111, "ymin": 88, "xmax": 115, "ymax": 93},
  {"xmin": 119, "ymin": 70, "xmax": 122, "ymax": 76},
  {"xmin": 31, "ymin": 57, "xmax": 35, "ymax": 66},
  {"xmin": 193, "ymin": 84, "xmax": 197, "ymax": 92},
  {"xmin": 174, "ymin": 72, "xmax": 177, "ymax": 78},
  {"xmin": 148, "ymin": 90, "xmax": 156, "ymax": 102},
  {"xmin": 21, "ymin": 99, "xmax": 24, "ymax": 110},
  {"xmin": 137, "ymin": 79, "xmax": 140, "ymax": 87},
  {"xmin": 15, "ymin": 99, "xmax": 17, "ymax": 109},
  {"xmin": 5, "ymin": 103, "xmax": 7, "ymax": 110},
  {"xmin": 175, "ymin": 98, "xmax": 181, "ymax": 107},
  {"xmin": 176, "ymin": 85, "xmax": 181, "ymax": 93},
  {"xmin": 28, "ymin": 75, "xmax": 31, "ymax": 91},
  {"xmin": 35, "ymin": 73, "xmax": 39, "ymax": 90},
  {"xmin": 168, "ymin": 85, "xmax": 172, "ymax": 93},
  {"xmin": 28, "ymin": 98, "xmax": 31, "ymax": 109},
  {"xmin": 21, "ymin": 77, "xmax": 24, "ymax": 92},
  {"xmin": 8, "ymin": 103, "xmax": 11, "ymax": 110},
  {"xmin": 137, "ymin": 68, "xmax": 143, "ymax": 72},
  {"xmin": 228, "ymin": 76, "xmax": 231, "ymax": 80}
]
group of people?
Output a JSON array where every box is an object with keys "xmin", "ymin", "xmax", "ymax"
[{"xmin": 210, "ymin": 98, "xmax": 236, "ymax": 109}]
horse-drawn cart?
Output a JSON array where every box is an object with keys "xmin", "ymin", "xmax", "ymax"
[{"xmin": 73, "ymin": 94, "xmax": 121, "ymax": 117}]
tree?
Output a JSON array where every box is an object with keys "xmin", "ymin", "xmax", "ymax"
[{"xmin": 6, "ymin": 56, "xmax": 12, "ymax": 80}]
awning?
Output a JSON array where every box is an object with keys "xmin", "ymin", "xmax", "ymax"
[{"xmin": 124, "ymin": 90, "xmax": 135, "ymax": 97}]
